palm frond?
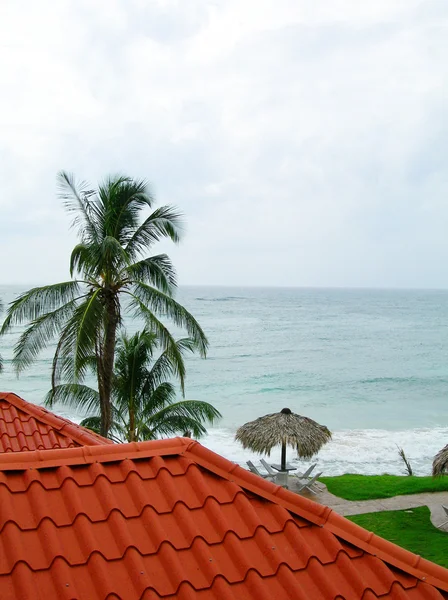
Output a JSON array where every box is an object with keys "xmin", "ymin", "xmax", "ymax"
[
  {"xmin": 0, "ymin": 281, "xmax": 82, "ymax": 334},
  {"xmin": 114, "ymin": 328, "xmax": 157, "ymax": 377},
  {"xmin": 72, "ymin": 235, "xmax": 131, "ymax": 283},
  {"xmin": 49, "ymin": 290, "xmax": 104, "ymax": 384},
  {"xmin": 100, "ymin": 236, "xmax": 131, "ymax": 279},
  {"xmin": 81, "ymin": 411, "xmax": 129, "ymax": 443},
  {"xmin": 57, "ymin": 171, "xmax": 100, "ymax": 243},
  {"xmin": 130, "ymin": 282, "xmax": 208, "ymax": 358},
  {"xmin": 79, "ymin": 415, "xmax": 102, "ymax": 434},
  {"xmin": 12, "ymin": 296, "xmax": 81, "ymax": 374},
  {"xmin": 70, "ymin": 244, "xmax": 95, "ymax": 278},
  {"xmin": 125, "ymin": 205, "xmax": 183, "ymax": 261},
  {"xmin": 98, "ymin": 176, "xmax": 153, "ymax": 245},
  {"xmin": 51, "ymin": 346, "xmax": 98, "ymax": 390},
  {"xmin": 139, "ymin": 381, "xmax": 177, "ymax": 414},
  {"xmin": 125, "ymin": 254, "xmax": 177, "ymax": 295},
  {"xmin": 144, "ymin": 338, "xmax": 196, "ymax": 396},
  {"xmin": 142, "ymin": 400, "xmax": 221, "ymax": 440},
  {"xmin": 125, "ymin": 294, "xmax": 189, "ymax": 393},
  {"xmin": 148, "ymin": 400, "xmax": 221, "ymax": 425},
  {"xmin": 112, "ymin": 330, "xmax": 156, "ymax": 414},
  {"xmin": 51, "ymin": 319, "xmax": 80, "ymax": 388},
  {"xmin": 45, "ymin": 383, "xmax": 100, "ymax": 414},
  {"xmin": 72, "ymin": 290, "xmax": 105, "ymax": 379},
  {"xmin": 142, "ymin": 414, "xmax": 202, "ymax": 439}
]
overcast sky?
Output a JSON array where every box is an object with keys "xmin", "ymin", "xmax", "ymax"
[{"xmin": 1, "ymin": 0, "xmax": 447, "ymax": 288}]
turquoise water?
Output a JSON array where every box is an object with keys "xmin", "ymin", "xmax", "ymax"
[{"xmin": 1, "ymin": 285, "xmax": 447, "ymax": 475}]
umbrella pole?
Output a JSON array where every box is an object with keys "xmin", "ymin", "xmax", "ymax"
[{"xmin": 281, "ymin": 440, "xmax": 286, "ymax": 471}]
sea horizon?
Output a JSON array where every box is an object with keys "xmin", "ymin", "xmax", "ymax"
[{"xmin": 3, "ymin": 282, "xmax": 448, "ymax": 291}]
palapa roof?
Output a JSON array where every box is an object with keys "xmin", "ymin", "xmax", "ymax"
[
  {"xmin": 433, "ymin": 443, "xmax": 448, "ymax": 477},
  {"xmin": 0, "ymin": 392, "xmax": 112, "ymax": 452},
  {"xmin": 1, "ymin": 436, "xmax": 447, "ymax": 599},
  {"xmin": 235, "ymin": 407, "xmax": 332, "ymax": 458}
]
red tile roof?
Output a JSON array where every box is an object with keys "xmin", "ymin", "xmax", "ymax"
[
  {"xmin": 0, "ymin": 437, "xmax": 447, "ymax": 599},
  {"xmin": 0, "ymin": 392, "xmax": 112, "ymax": 452}
]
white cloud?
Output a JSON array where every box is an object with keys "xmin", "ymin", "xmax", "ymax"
[{"xmin": 0, "ymin": 0, "xmax": 448, "ymax": 287}]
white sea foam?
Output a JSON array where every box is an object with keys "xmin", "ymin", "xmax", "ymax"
[{"xmin": 200, "ymin": 426, "xmax": 448, "ymax": 476}]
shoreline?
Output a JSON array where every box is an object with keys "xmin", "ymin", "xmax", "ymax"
[
  {"xmin": 0, "ymin": 389, "xmax": 445, "ymax": 476},
  {"xmin": 200, "ymin": 425, "xmax": 448, "ymax": 477}
]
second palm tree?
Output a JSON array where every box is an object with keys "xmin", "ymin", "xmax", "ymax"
[{"xmin": 47, "ymin": 329, "xmax": 221, "ymax": 442}]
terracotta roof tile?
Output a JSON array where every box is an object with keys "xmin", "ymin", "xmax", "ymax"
[
  {"xmin": 0, "ymin": 392, "xmax": 112, "ymax": 451},
  {"xmin": 0, "ymin": 438, "xmax": 447, "ymax": 599}
]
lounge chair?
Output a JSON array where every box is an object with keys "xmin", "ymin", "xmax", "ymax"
[
  {"xmin": 438, "ymin": 505, "xmax": 448, "ymax": 529},
  {"xmin": 246, "ymin": 460, "xmax": 275, "ymax": 480},
  {"xmin": 294, "ymin": 464, "xmax": 316, "ymax": 480},
  {"xmin": 295, "ymin": 472, "xmax": 323, "ymax": 495},
  {"xmin": 260, "ymin": 459, "xmax": 278, "ymax": 477}
]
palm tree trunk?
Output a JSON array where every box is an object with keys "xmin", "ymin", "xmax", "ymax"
[
  {"xmin": 98, "ymin": 386, "xmax": 111, "ymax": 438},
  {"xmin": 99, "ymin": 291, "xmax": 119, "ymax": 437},
  {"xmin": 129, "ymin": 407, "xmax": 135, "ymax": 442}
]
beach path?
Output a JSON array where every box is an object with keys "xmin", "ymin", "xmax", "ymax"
[{"xmin": 291, "ymin": 480, "xmax": 448, "ymax": 530}]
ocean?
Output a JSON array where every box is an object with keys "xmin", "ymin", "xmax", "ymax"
[{"xmin": 1, "ymin": 285, "xmax": 447, "ymax": 476}]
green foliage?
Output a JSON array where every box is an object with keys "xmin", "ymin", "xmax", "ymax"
[
  {"xmin": 397, "ymin": 445, "xmax": 413, "ymax": 476},
  {"xmin": 347, "ymin": 506, "xmax": 448, "ymax": 568},
  {"xmin": 320, "ymin": 474, "xmax": 448, "ymax": 501},
  {"xmin": 1, "ymin": 172, "xmax": 208, "ymax": 436},
  {"xmin": 47, "ymin": 329, "xmax": 221, "ymax": 442}
]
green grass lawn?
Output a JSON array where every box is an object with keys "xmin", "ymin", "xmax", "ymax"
[
  {"xmin": 320, "ymin": 474, "xmax": 448, "ymax": 501},
  {"xmin": 347, "ymin": 506, "xmax": 448, "ymax": 568}
]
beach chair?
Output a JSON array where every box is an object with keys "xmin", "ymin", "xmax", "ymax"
[
  {"xmin": 260, "ymin": 459, "xmax": 278, "ymax": 477},
  {"xmin": 294, "ymin": 464, "xmax": 317, "ymax": 480},
  {"xmin": 295, "ymin": 472, "xmax": 323, "ymax": 495},
  {"xmin": 246, "ymin": 460, "xmax": 275, "ymax": 480},
  {"xmin": 438, "ymin": 505, "xmax": 448, "ymax": 530}
]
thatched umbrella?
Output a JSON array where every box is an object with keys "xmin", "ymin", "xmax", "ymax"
[
  {"xmin": 235, "ymin": 407, "xmax": 332, "ymax": 471},
  {"xmin": 433, "ymin": 443, "xmax": 448, "ymax": 477}
]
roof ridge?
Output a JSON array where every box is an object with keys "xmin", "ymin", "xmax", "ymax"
[
  {"xmin": 0, "ymin": 436, "xmax": 189, "ymax": 469},
  {"xmin": 0, "ymin": 392, "xmax": 112, "ymax": 446}
]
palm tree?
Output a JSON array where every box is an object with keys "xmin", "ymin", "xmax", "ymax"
[
  {"xmin": 1, "ymin": 172, "xmax": 208, "ymax": 436},
  {"xmin": 46, "ymin": 329, "xmax": 221, "ymax": 442}
]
